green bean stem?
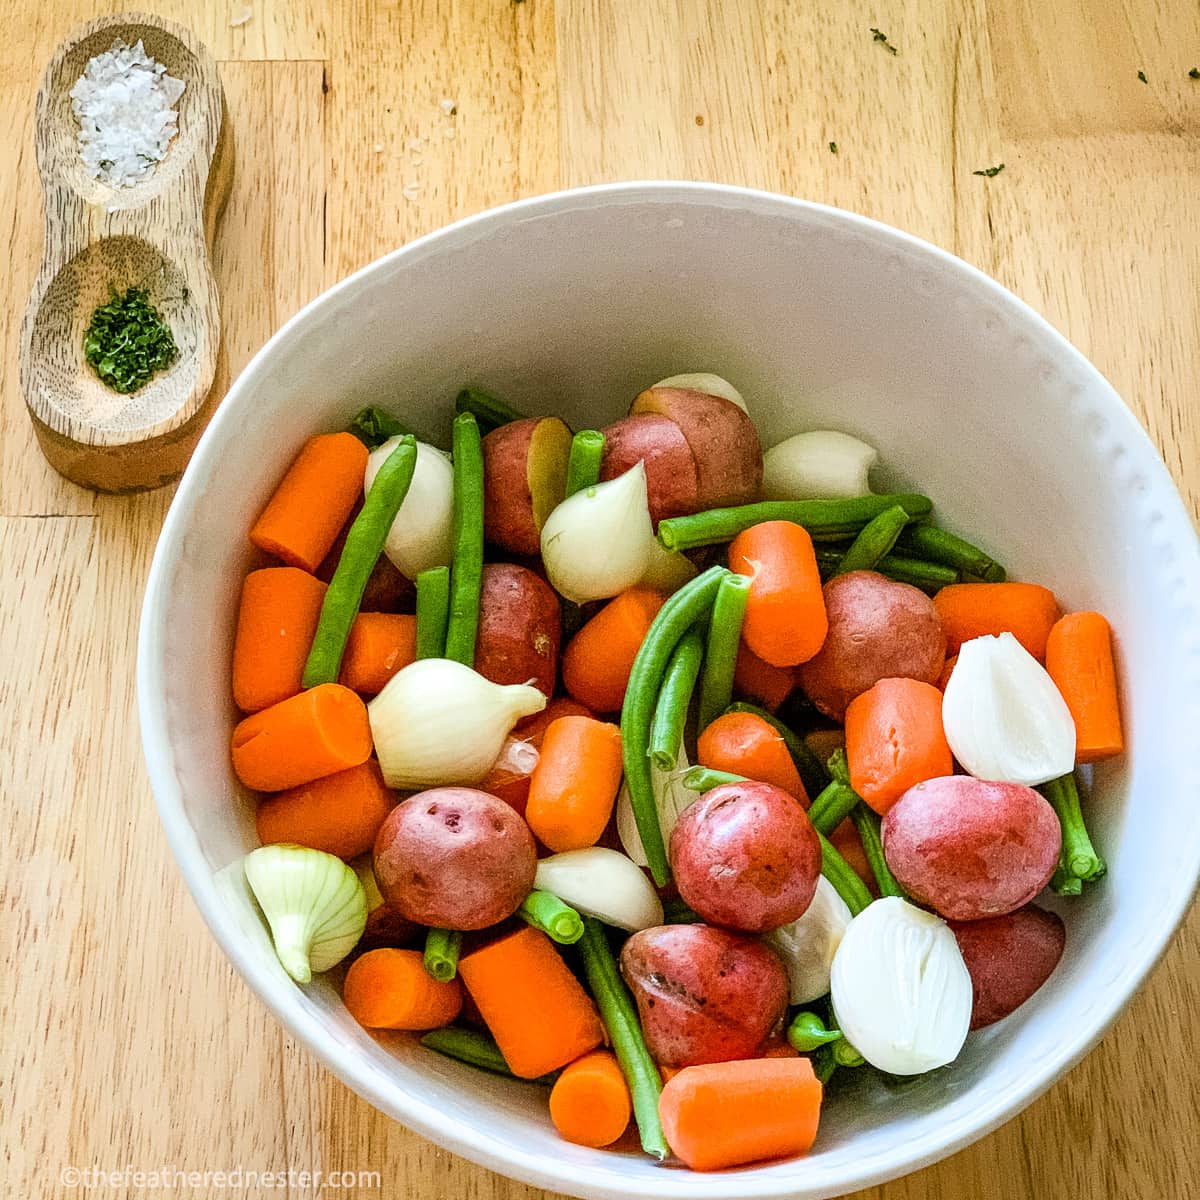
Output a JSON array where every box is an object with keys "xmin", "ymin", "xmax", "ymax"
[
  {"xmin": 415, "ymin": 566, "xmax": 451, "ymax": 659},
  {"xmin": 620, "ymin": 565, "xmax": 727, "ymax": 885},
  {"xmin": 564, "ymin": 430, "xmax": 606, "ymax": 497},
  {"xmin": 1041, "ymin": 772, "xmax": 1106, "ymax": 890},
  {"xmin": 833, "ymin": 504, "xmax": 913, "ymax": 576},
  {"xmin": 648, "ymin": 625, "xmax": 705, "ymax": 770},
  {"xmin": 346, "ymin": 405, "xmax": 415, "ymax": 449},
  {"xmin": 811, "ymin": 1044, "xmax": 840, "ymax": 1084},
  {"xmin": 814, "ymin": 547, "xmax": 958, "ymax": 593},
  {"xmin": 696, "ymin": 573, "xmax": 752, "ymax": 732},
  {"xmin": 577, "ymin": 918, "xmax": 669, "ymax": 1160},
  {"xmin": 723, "ymin": 702, "xmax": 830, "ymax": 797},
  {"xmin": 896, "ymin": 524, "xmax": 1007, "ymax": 583},
  {"xmin": 454, "ymin": 386, "xmax": 525, "ymax": 431},
  {"xmin": 682, "ymin": 765, "xmax": 746, "ymax": 792},
  {"xmin": 807, "ymin": 779, "xmax": 862, "ymax": 836},
  {"xmin": 422, "ymin": 927, "xmax": 463, "ymax": 982},
  {"xmin": 818, "ymin": 829, "xmax": 873, "ymax": 915},
  {"xmin": 302, "ymin": 436, "xmax": 418, "ymax": 687},
  {"xmin": 444, "ymin": 414, "xmax": 485, "ymax": 666},
  {"xmin": 850, "ymin": 804, "xmax": 905, "ymax": 898},
  {"xmin": 420, "ymin": 1027, "xmax": 556, "ymax": 1084},
  {"xmin": 518, "ymin": 890, "xmax": 584, "ymax": 945},
  {"xmin": 786, "ymin": 1011, "xmax": 843, "ymax": 1052},
  {"xmin": 656, "ymin": 494, "xmax": 933, "ymax": 553}
]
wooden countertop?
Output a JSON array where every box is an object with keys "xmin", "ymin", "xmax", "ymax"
[{"xmin": 3, "ymin": 2, "xmax": 1197, "ymax": 1197}]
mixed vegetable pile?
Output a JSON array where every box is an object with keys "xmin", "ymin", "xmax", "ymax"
[{"xmin": 228, "ymin": 373, "xmax": 1122, "ymax": 1172}]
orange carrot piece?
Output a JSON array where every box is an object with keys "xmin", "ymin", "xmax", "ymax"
[
  {"xmin": 561, "ymin": 587, "xmax": 666, "ymax": 712},
  {"xmin": 343, "ymin": 948, "xmax": 462, "ymax": 1030},
  {"xmin": 513, "ymin": 696, "xmax": 595, "ymax": 745},
  {"xmin": 256, "ymin": 760, "xmax": 396, "ymax": 859},
  {"xmin": 729, "ymin": 521, "xmax": 827, "ymax": 668},
  {"xmin": 933, "ymin": 582, "xmax": 1060, "ymax": 660},
  {"xmin": 659, "ymin": 1065, "xmax": 683, "ymax": 1084},
  {"xmin": 844, "ymin": 677, "xmax": 953, "ymax": 815},
  {"xmin": 337, "ymin": 612, "xmax": 418, "ymax": 695},
  {"xmin": 659, "ymin": 1058, "xmax": 822, "ymax": 1171},
  {"xmin": 525, "ymin": 716, "xmax": 624, "ymax": 852},
  {"xmin": 936, "ymin": 653, "xmax": 958, "ymax": 692},
  {"xmin": 231, "ymin": 683, "xmax": 372, "ymax": 791},
  {"xmin": 1046, "ymin": 611, "xmax": 1124, "ymax": 763},
  {"xmin": 232, "ymin": 567, "xmax": 328, "ymax": 713},
  {"xmin": 760, "ymin": 1037, "xmax": 801, "ymax": 1059},
  {"xmin": 479, "ymin": 735, "xmax": 541, "ymax": 816},
  {"xmin": 697, "ymin": 711, "xmax": 808, "ymax": 802},
  {"xmin": 733, "ymin": 642, "xmax": 797, "ymax": 712},
  {"xmin": 549, "ymin": 1050, "xmax": 633, "ymax": 1148},
  {"xmin": 250, "ymin": 433, "xmax": 369, "ymax": 572},
  {"xmin": 829, "ymin": 818, "xmax": 877, "ymax": 895},
  {"xmin": 458, "ymin": 927, "xmax": 605, "ymax": 1079}
]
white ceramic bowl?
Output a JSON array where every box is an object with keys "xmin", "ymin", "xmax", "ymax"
[{"xmin": 139, "ymin": 183, "xmax": 1200, "ymax": 1199}]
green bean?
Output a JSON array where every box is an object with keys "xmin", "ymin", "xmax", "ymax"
[
  {"xmin": 851, "ymin": 804, "xmax": 905, "ymax": 898},
  {"xmin": 564, "ymin": 429, "xmax": 606, "ymax": 497},
  {"xmin": 1041, "ymin": 772, "xmax": 1106, "ymax": 891},
  {"xmin": 896, "ymin": 524, "xmax": 1006, "ymax": 583},
  {"xmin": 660, "ymin": 897, "xmax": 703, "ymax": 924},
  {"xmin": 682, "ymin": 765, "xmax": 746, "ymax": 792},
  {"xmin": 346, "ymin": 405, "xmax": 415, "ymax": 448},
  {"xmin": 648, "ymin": 625, "xmax": 705, "ymax": 770},
  {"xmin": 816, "ymin": 548, "xmax": 959, "ymax": 592},
  {"xmin": 696, "ymin": 573, "xmax": 752, "ymax": 731},
  {"xmin": 518, "ymin": 890, "xmax": 584, "ymax": 945},
  {"xmin": 656, "ymin": 494, "xmax": 934, "ymax": 553},
  {"xmin": 415, "ymin": 566, "xmax": 450, "ymax": 659},
  {"xmin": 577, "ymin": 918, "xmax": 668, "ymax": 1160},
  {"xmin": 724, "ymin": 701, "xmax": 830, "ymax": 796},
  {"xmin": 422, "ymin": 927, "xmax": 462, "ymax": 982},
  {"xmin": 833, "ymin": 504, "xmax": 912, "ymax": 575},
  {"xmin": 620, "ymin": 566, "xmax": 727, "ymax": 885},
  {"xmin": 818, "ymin": 829, "xmax": 873, "ymax": 915},
  {"xmin": 807, "ymin": 779, "xmax": 861, "ymax": 835},
  {"xmin": 420, "ymin": 1026, "xmax": 557, "ymax": 1084},
  {"xmin": 786, "ymin": 1011, "xmax": 843, "ymax": 1052},
  {"xmin": 831, "ymin": 1039, "xmax": 866, "ymax": 1068},
  {"xmin": 454, "ymin": 386, "xmax": 525, "ymax": 431},
  {"xmin": 444, "ymin": 414, "xmax": 485, "ymax": 666},
  {"xmin": 302, "ymin": 436, "xmax": 418, "ymax": 686},
  {"xmin": 811, "ymin": 1044, "xmax": 840, "ymax": 1084}
]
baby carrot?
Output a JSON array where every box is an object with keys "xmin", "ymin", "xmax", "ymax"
[
  {"xmin": 733, "ymin": 642, "xmax": 797, "ymax": 712},
  {"xmin": 658, "ymin": 1058, "xmax": 822, "ymax": 1171},
  {"xmin": 697, "ymin": 711, "xmax": 808, "ymax": 801},
  {"xmin": 933, "ymin": 581, "xmax": 1060, "ymax": 660},
  {"xmin": 232, "ymin": 567, "xmax": 327, "ymax": 713},
  {"xmin": 1045, "ymin": 611, "xmax": 1124, "ymax": 763},
  {"xmin": 936, "ymin": 653, "xmax": 958, "ymax": 691},
  {"xmin": 337, "ymin": 613, "xmax": 418, "ymax": 695},
  {"xmin": 343, "ymin": 947, "xmax": 463, "ymax": 1030},
  {"xmin": 458, "ymin": 927, "xmax": 605, "ymax": 1079},
  {"xmin": 844, "ymin": 677, "xmax": 952, "ymax": 814},
  {"xmin": 478, "ymin": 735, "xmax": 541, "ymax": 816},
  {"xmin": 231, "ymin": 683, "xmax": 372, "ymax": 791},
  {"xmin": 255, "ymin": 760, "xmax": 395, "ymax": 859},
  {"xmin": 514, "ymin": 696, "xmax": 595, "ymax": 744},
  {"xmin": 250, "ymin": 432, "xmax": 369, "ymax": 572},
  {"xmin": 828, "ymin": 817, "xmax": 877, "ymax": 894},
  {"xmin": 549, "ymin": 1050, "xmax": 632, "ymax": 1148},
  {"xmin": 561, "ymin": 587, "xmax": 666, "ymax": 712},
  {"xmin": 729, "ymin": 521, "xmax": 827, "ymax": 667},
  {"xmin": 525, "ymin": 716, "xmax": 624, "ymax": 852}
]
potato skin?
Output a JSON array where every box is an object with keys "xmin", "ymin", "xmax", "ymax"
[
  {"xmin": 482, "ymin": 417, "xmax": 570, "ymax": 555},
  {"xmin": 797, "ymin": 570, "xmax": 946, "ymax": 720},
  {"xmin": 620, "ymin": 925, "xmax": 790, "ymax": 1066},
  {"xmin": 631, "ymin": 386, "xmax": 763, "ymax": 509},
  {"xmin": 373, "ymin": 787, "xmax": 537, "ymax": 930},
  {"xmin": 882, "ymin": 776, "xmax": 1061, "ymax": 921},
  {"xmin": 669, "ymin": 782, "xmax": 821, "ymax": 932},
  {"xmin": 599, "ymin": 414, "xmax": 700, "ymax": 525},
  {"xmin": 949, "ymin": 905, "xmax": 1066, "ymax": 1029},
  {"xmin": 474, "ymin": 563, "xmax": 561, "ymax": 696}
]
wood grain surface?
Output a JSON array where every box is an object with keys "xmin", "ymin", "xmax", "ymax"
[{"xmin": 1, "ymin": 2, "xmax": 1196, "ymax": 1198}]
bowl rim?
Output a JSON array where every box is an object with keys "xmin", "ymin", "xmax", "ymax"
[{"xmin": 138, "ymin": 180, "xmax": 1200, "ymax": 1200}]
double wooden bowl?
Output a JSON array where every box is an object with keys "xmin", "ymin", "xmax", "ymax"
[{"xmin": 19, "ymin": 12, "xmax": 231, "ymax": 492}]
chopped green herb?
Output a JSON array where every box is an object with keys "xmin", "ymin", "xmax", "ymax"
[
  {"xmin": 870, "ymin": 27, "xmax": 898, "ymax": 55},
  {"xmin": 1189, "ymin": 67, "xmax": 1199, "ymax": 79},
  {"xmin": 1137, "ymin": 69, "xmax": 1148, "ymax": 83},
  {"xmin": 972, "ymin": 163, "xmax": 1005, "ymax": 178},
  {"xmin": 829, "ymin": 141, "xmax": 839, "ymax": 154},
  {"xmin": 82, "ymin": 286, "xmax": 178, "ymax": 394}
]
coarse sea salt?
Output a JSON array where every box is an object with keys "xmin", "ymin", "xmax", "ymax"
[{"xmin": 70, "ymin": 39, "xmax": 185, "ymax": 188}]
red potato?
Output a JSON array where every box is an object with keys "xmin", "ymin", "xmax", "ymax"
[
  {"xmin": 474, "ymin": 563, "xmax": 562, "ymax": 696},
  {"xmin": 620, "ymin": 925, "xmax": 790, "ymax": 1067},
  {"xmin": 631, "ymin": 386, "xmax": 763, "ymax": 509},
  {"xmin": 357, "ymin": 903, "xmax": 421, "ymax": 954},
  {"xmin": 882, "ymin": 776, "xmax": 1061, "ymax": 921},
  {"xmin": 669, "ymin": 782, "xmax": 821, "ymax": 932},
  {"xmin": 949, "ymin": 905, "xmax": 1066, "ymax": 1029},
  {"xmin": 373, "ymin": 787, "xmax": 537, "ymax": 929},
  {"xmin": 797, "ymin": 570, "xmax": 946, "ymax": 720},
  {"xmin": 482, "ymin": 416, "xmax": 573, "ymax": 555},
  {"xmin": 599, "ymin": 414, "xmax": 700, "ymax": 525}
]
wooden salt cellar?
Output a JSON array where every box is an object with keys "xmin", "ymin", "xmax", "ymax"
[{"xmin": 19, "ymin": 12, "xmax": 232, "ymax": 492}]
